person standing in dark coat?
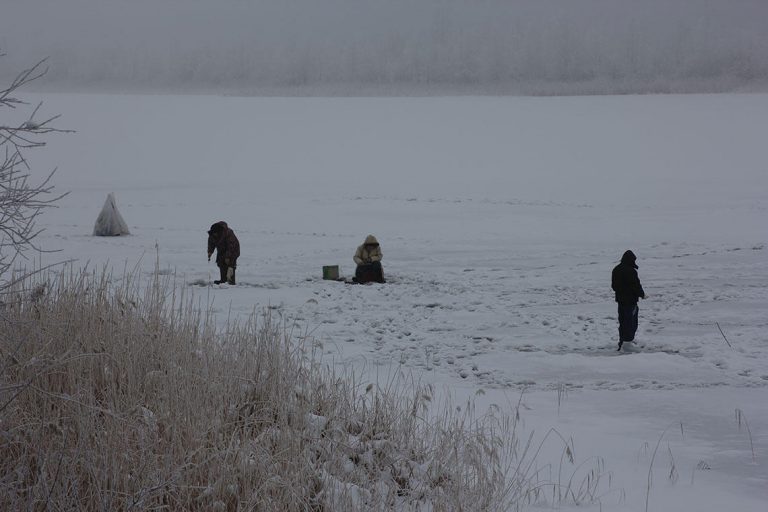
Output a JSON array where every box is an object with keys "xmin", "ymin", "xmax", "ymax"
[
  {"xmin": 207, "ymin": 221, "xmax": 240, "ymax": 285},
  {"xmin": 611, "ymin": 250, "xmax": 646, "ymax": 351}
]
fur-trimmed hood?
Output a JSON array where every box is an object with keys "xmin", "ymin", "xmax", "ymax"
[{"xmin": 354, "ymin": 235, "xmax": 382, "ymax": 266}]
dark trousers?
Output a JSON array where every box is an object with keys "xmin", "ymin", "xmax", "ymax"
[
  {"xmin": 355, "ymin": 261, "xmax": 384, "ymax": 284},
  {"xmin": 217, "ymin": 264, "xmax": 236, "ymax": 285},
  {"xmin": 617, "ymin": 303, "xmax": 639, "ymax": 342}
]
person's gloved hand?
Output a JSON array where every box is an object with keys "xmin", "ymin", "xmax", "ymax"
[
  {"xmin": 207, "ymin": 251, "xmax": 212, "ymax": 262},
  {"xmin": 224, "ymin": 258, "xmax": 231, "ymax": 266}
]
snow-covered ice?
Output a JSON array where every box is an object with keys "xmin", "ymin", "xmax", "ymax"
[{"xmin": 21, "ymin": 92, "xmax": 768, "ymax": 510}]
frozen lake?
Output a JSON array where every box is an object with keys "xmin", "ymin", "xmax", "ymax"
[{"xmin": 22, "ymin": 92, "xmax": 768, "ymax": 510}]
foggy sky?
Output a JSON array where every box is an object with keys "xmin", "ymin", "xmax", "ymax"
[{"xmin": 2, "ymin": 0, "xmax": 767, "ymax": 95}]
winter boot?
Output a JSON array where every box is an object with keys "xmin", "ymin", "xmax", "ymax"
[
  {"xmin": 215, "ymin": 265, "xmax": 228, "ymax": 285},
  {"xmin": 621, "ymin": 341, "xmax": 640, "ymax": 353}
]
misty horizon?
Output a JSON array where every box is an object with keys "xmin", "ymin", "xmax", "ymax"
[{"xmin": 2, "ymin": 0, "xmax": 768, "ymax": 96}]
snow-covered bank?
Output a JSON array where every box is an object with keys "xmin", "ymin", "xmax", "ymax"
[{"xmin": 20, "ymin": 92, "xmax": 768, "ymax": 510}]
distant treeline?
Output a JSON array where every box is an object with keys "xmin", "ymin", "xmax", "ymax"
[{"xmin": 2, "ymin": 0, "xmax": 767, "ymax": 95}]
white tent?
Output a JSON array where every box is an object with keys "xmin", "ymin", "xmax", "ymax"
[{"xmin": 93, "ymin": 193, "xmax": 131, "ymax": 236}]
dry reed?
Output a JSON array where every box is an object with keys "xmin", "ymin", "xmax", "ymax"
[{"xmin": 0, "ymin": 267, "xmax": 607, "ymax": 511}]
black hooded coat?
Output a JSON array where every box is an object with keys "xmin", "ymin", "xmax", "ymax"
[{"xmin": 611, "ymin": 250, "xmax": 645, "ymax": 304}]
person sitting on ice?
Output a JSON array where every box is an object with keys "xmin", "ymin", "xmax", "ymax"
[
  {"xmin": 207, "ymin": 221, "xmax": 240, "ymax": 285},
  {"xmin": 353, "ymin": 234, "xmax": 385, "ymax": 284}
]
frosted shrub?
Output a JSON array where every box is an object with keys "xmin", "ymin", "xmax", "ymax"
[
  {"xmin": 0, "ymin": 268, "xmax": 607, "ymax": 510},
  {"xmin": 0, "ymin": 54, "xmax": 68, "ymax": 289}
]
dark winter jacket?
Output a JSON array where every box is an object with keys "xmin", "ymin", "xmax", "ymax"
[
  {"xmin": 611, "ymin": 250, "xmax": 645, "ymax": 304},
  {"xmin": 207, "ymin": 221, "xmax": 240, "ymax": 268}
]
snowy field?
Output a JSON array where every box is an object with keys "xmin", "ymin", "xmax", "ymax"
[{"xmin": 23, "ymin": 92, "xmax": 768, "ymax": 510}]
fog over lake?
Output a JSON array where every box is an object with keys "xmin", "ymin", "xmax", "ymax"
[{"xmin": 2, "ymin": 0, "xmax": 767, "ymax": 95}]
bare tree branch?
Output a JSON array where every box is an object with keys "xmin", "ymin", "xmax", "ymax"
[{"xmin": 0, "ymin": 51, "xmax": 70, "ymax": 290}]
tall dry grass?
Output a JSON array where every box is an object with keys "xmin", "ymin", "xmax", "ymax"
[{"xmin": 0, "ymin": 268, "xmax": 608, "ymax": 510}]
